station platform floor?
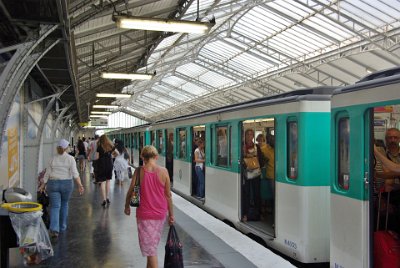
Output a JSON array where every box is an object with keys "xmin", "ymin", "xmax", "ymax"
[{"xmin": 10, "ymin": 168, "xmax": 294, "ymax": 268}]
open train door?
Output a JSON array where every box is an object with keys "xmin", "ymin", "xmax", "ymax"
[{"xmin": 365, "ymin": 108, "xmax": 374, "ymax": 268}]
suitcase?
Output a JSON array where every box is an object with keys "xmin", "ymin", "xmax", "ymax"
[{"xmin": 374, "ymin": 191, "xmax": 400, "ymax": 268}]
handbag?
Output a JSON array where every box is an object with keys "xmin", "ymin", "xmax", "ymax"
[
  {"xmin": 246, "ymin": 168, "xmax": 262, "ymax": 179},
  {"xmin": 164, "ymin": 225, "xmax": 184, "ymax": 268},
  {"xmin": 129, "ymin": 167, "xmax": 141, "ymax": 207},
  {"xmin": 244, "ymin": 156, "xmax": 260, "ymax": 170},
  {"xmin": 127, "ymin": 166, "xmax": 133, "ymax": 179}
]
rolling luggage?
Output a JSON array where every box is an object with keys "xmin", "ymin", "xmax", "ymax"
[{"xmin": 374, "ymin": 191, "xmax": 400, "ymax": 268}]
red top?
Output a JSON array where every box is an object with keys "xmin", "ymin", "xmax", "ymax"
[{"xmin": 136, "ymin": 168, "xmax": 167, "ymax": 220}]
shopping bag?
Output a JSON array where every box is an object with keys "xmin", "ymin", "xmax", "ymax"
[
  {"xmin": 164, "ymin": 225, "xmax": 183, "ymax": 268},
  {"xmin": 37, "ymin": 191, "xmax": 50, "ymax": 228}
]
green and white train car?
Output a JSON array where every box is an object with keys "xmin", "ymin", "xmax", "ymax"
[
  {"xmin": 110, "ymin": 87, "xmax": 335, "ymax": 264},
  {"xmin": 330, "ymin": 67, "xmax": 400, "ymax": 268}
]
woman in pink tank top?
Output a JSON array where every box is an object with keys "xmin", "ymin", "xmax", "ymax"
[{"xmin": 124, "ymin": 145, "xmax": 174, "ymax": 268}]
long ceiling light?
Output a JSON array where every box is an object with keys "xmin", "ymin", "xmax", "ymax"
[
  {"xmin": 101, "ymin": 72, "xmax": 153, "ymax": 80},
  {"xmin": 89, "ymin": 115, "xmax": 108, "ymax": 118},
  {"xmin": 93, "ymin": 105, "xmax": 119, "ymax": 109},
  {"xmin": 114, "ymin": 15, "xmax": 215, "ymax": 34},
  {"xmin": 96, "ymin": 93, "xmax": 132, "ymax": 98},
  {"xmin": 91, "ymin": 111, "xmax": 112, "ymax": 115}
]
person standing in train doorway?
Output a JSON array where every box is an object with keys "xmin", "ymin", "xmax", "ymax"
[
  {"xmin": 379, "ymin": 128, "xmax": 400, "ymax": 225},
  {"xmin": 166, "ymin": 132, "xmax": 174, "ymax": 186},
  {"xmin": 95, "ymin": 134, "xmax": 114, "ymax": 206},
  {"xmin": 194, "ymin": 139, "xmax": 206, "ymax": 199},
  {"xmin": 124, "ymin": 145, "xmax": 174, "ymax": 268},
  {"xmin": 242, "ymin": 129, "xmax": 262, "ymax": 222},
  {"xmin": 256, "ymin": 133, "xmax": 275, "ymax": 216}
]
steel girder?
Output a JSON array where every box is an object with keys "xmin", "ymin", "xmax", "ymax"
[{"xmin": 0, "ymin": 24, "xmax": 59, "ymax": 156}]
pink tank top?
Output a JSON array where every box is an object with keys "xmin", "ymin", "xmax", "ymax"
[{"xmin": 136, "ymin": 167, "xmax": 167, "ymax": 220}]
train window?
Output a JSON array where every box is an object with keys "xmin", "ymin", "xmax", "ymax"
[
  {"xmin": 178, "ymin": 128, "xmax": 186, "ymax": 159},
  {"xmin": 216, "ymin": 126, "xmax": 229, "ymax": 167},
  {"xmin": 133, "ymin": 133, "xmax": 137, "ymax": 149},
  {"xmin": 150, "ymin": 131, "xmax": 156, "ymax": 147},
  {"xmin": 157, "ymin": 130, "xmax": 163, "ymax": 154},
  {"xmin": 338, "ymin": 117, "xmax": 350, "ymax": 190},
  {"xmin": 287, "ymin": 120, "xmax": 298, "ymax": 179}
]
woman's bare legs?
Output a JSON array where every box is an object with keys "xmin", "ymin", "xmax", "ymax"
[
  {"xmin": 100, "ymin": 181, "xmax": 106, "ymax": 205},
  {"xmin": 106, "ymin": 179, "xmax": 110, "ymax": 200},
  {"xmin": 147, "ymin": 256, "xmax": 157, "ymax": 268}
]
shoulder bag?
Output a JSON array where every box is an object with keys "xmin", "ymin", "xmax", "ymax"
[{"xmin": 129, "ymin": 167, "xmax": 141, "ymax": 207}]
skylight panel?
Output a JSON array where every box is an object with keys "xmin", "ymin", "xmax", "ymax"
[
  {"xmin": 340, "ymin": 0, "xmax": 388, "ymax": 27},
  {"xmin": 198, "ymin": 71, "xmax": 235, "ymax": 88},
  {"xmin": 169, "ymin": 90, "xmax": 190, "ymax": 101},
  {"xmin": 268, "ymin": 39, "xmax": 304, "ymax": 59},
  {"xmin": 176, "ymin": 62, "xmax": 208, "ymax": 77},
  {"xmin": 306, "ymin": 15, "xmax": 354, "ymax": 41},
  {"xmin": 163, "ymin": 76, "xmax": 186, "ymax": 88},
  {"xmin": 181, "ymin": 82, "xmax": 209, "ymax": 95},
  {"xmin": 231, "ymin": 53, "xmax": 273, "ymax": 74}
]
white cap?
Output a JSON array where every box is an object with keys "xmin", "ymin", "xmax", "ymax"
[{"xmin": 58, "ymin": 139, "xmax": 69, "ymax": 149}]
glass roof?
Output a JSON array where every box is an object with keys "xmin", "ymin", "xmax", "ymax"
[{"xmin": 70, "ymin": 0, "xmax": 400, "ymax": 122}]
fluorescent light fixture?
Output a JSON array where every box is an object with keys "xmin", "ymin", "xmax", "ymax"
[
  {"xmin": 90, "ymin": 115, "xmax": 108, "ymax": 119},
  {"xmin": 93, "ymin": 105, "xmax": 119, "ymax": 109},
  {"xmin": 101, "ymin": 72, "xmax": 153, "ymax": 80},
  {"xmin": 91, "ymin": 111, "xmax": 112, "ymax": 115},
  {"xmin": 114, "ymin": 15, "xmax": 214, "ymax": 34},
  {"xmin": 96, "ymin": 93, "xmax": 132, "ymax": 98}
]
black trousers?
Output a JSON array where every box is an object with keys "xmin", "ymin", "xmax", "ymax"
[{"xmin": 242, "ymin": 176, "xmax": 261, "ymax": 219}]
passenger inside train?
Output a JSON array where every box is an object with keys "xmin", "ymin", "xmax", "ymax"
[{"xmin": 373, "ymin": 108, "xmax": 400, "ymax": 245}]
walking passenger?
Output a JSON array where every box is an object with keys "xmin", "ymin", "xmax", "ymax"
[
  {"xmin": 124, "ymin": 145, "xmax": 174, "ymax": 268},
  {"xmin": 95, "ymin": 134, "xmax": 114, "ymax": 206},
  {"xmin": 113, "ymin": 139, "xmax": 129, "ymax": 185},
  {"xmin": 194, "ymin": 139, "xmax": 205, "ymax": 198},
  {"xmin": 87, "ymin": 135, "xmax": 99, "ymax": 182},
  {"xmin": 40, "ymin": 139, "xmax": 84, "ymax": 238}
]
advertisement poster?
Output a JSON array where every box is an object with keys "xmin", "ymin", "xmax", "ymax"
[
  {"xmin": 7, "ymin": 127, "xmax": 18, "ymax": 179},
  {"xmin": 0, "ymin": 92, "xmax": 21, "ymax": 187}
]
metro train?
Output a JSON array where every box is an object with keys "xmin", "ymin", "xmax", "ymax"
[{"xmin": 109, "ymin": 67, "xmax": 400, "ymax": 267}]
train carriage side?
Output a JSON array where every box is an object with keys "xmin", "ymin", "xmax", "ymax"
[
  {"xmin": 155, "ymin": 87, "xmax": 334, "ymax": 264},
  {"xmin": 330, "ymin": 67, "xmax": 400, "ymax": 268},
  {"xmin": 232, "ymin": 92, "xmax": 332, "ymax": 264}
]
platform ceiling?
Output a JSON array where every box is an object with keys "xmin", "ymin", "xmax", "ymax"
[{"xmin": 2, "ymin": 0, "xmax": 400, "ymax": 124}]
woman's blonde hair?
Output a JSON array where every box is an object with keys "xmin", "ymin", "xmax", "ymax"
[
  {"xmin": 99, "ymin": 134, "xmax": 113, "ymax": 152},
  {"xmin": 141, "ymin": 145, "xmax": 158, "ymax": 161}
]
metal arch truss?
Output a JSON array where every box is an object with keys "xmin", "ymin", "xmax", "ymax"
[
  {"xmin": 0, "ymin": 24, "xmax": 60, "ymax": 155},
  {"xmin": 51, "ymin": 103, "xmax": 74, "ymax": 140}
]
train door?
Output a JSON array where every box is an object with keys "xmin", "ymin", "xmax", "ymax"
[
  {"xmin": 166, "ymin": 129, "xmax": 174, "ymax": 185},
  {"xmin": 191, "ymin": 125, "xmax": 205, "ymax": 199},
  {"xmin": 241, "ymin": 118, "xmax": 275, "ymax": 235},
  {"xmin": 371, "ymin": 104, "xmax": 400, "ymax": 267}
]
